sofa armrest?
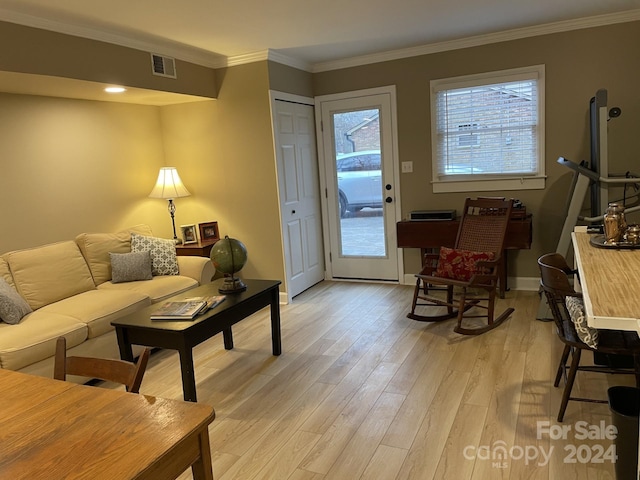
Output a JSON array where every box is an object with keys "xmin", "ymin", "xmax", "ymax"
[{"xmin": 177, "ymin": 256, "xmax": 215, "ymax": 285}]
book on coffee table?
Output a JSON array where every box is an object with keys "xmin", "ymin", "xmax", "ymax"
[
  {"xmin": 150, "ymin": 295, "xmax": 227, "ymax": 321},
  {"xmin": 150, "ymin": 300, "xmax": 208, "ymax": 321},
  {"xmin": 184, "ymin": 295, "xmax": 226, "ymax": 311}
]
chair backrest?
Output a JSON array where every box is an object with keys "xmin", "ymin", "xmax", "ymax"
[
  {"xmin": 538, "ymin": 253, "xmax": 583, "ymax": 344},
  {"xmin": 455, "ymin": 197, "xmax": 513, "ymax": 255},
  {"xmin": 54, "ymin": 337, "xmax": 150, "ymax": 393}
]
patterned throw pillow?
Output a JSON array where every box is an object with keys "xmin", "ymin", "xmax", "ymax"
[
  {"xmin": 565, "ymin": 295, "xmax": 599, "ymax": 348},
  {"xmin": 0, "ymin": 278, "xmax": 32, "ymax": 324},
  {"xmin": 435, "ymin": 247, "xmax": 495, "ymax": 282},
  {"xmin": 130, "ymin": 233, "xmax": 179, "ymax": 276},
  {"xmin": 109, "ymin": 251, "xmax": 153, "ymax": 283}
]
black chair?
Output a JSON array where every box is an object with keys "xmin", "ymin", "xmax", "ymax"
[{"xmin": 538, "ymin": 253, "xmax": 640, "ymax": 422}]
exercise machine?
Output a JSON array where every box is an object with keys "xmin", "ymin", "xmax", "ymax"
[
  {"xmin": 555, "ymin": 89, "xmax": 635, "ymax": 258},
  {"xmin": 538, "ymin": 89, "xmax": 635, "ymax": 320}
]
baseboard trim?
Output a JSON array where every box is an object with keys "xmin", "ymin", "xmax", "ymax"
[{"xmin": 279, "ymin": 291, "xmax": 289, "ymax": 305}]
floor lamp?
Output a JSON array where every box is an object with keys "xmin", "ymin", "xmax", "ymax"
[{"xmin": 149, "ymin": 167, "xmax": 191, "ymax": 244}]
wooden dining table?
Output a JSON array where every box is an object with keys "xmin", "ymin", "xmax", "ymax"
[
  {"xmin": 572, "ymin": 228, "xmax": 640, "ymax": 478},
  {"xmin": 572, "ymin": 229, "xmax": 640, "ymax": 332},
  {"xmin": 0, "ymin": 369, "xmax": 215, "ymax": 480}
]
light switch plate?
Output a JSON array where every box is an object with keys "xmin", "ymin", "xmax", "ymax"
[{"xmin": 401, "ymin": 161, "xmax": 413, "ymax": 173}]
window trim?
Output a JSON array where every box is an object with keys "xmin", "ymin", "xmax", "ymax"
[{"xmin": 430, "ymin": 65, "xmax": 546, "ymax": 194}]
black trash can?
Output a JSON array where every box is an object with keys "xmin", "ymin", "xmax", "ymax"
[{"xmin": 608, "ymin": 386, "xmax": 640, "ymax": 480}]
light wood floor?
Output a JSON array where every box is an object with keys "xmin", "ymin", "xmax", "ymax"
[{"xmin": 115, "ymin": 281, "xmax": 633, "ymax": 479}]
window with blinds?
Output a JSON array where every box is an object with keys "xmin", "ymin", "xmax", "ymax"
[{"xmin": 430, "ymin": 65, "xmax": 545, "ymax": 193}]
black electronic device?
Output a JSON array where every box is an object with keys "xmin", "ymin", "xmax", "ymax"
[{"xmin": 409, "ymin": 210, "xmax": 456, "ymax": 221}]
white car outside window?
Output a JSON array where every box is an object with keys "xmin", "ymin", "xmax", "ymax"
[{"xmin": 336, "ymin": 150, "xmax": 382, "ymax": 218}]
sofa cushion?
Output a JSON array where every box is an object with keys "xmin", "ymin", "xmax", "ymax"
[
  {"xmin": 6, "ymin": 241, "xmax": 96, "ymax": 310},
  {"xmin": 131, "ymin": 233, "xmax": 179, "ymax": 276},
  {"xmin": 98, "ymin": 275, "xmax": 198, "ymax": 303},
  {"xmin": 110, "ymin": 251, "xmax": 153, "ymax": 283},
  {"xmin": 39, "ymin": 289, "xmax": 151, "ymax": 338},
  {"xmin": 75, "ymin": 224, "xmax": 154, "ymax": 286},
  {"xmin": 0, "ymin": 257, "xmax": 13, "ymax": 287},
  {"xmin": 0, "ymin": 312, "xmax": 87, "ymax": 371},
  {"xmin": 0, "ymin": 278, "xmax": 32, "ymax": 325}
]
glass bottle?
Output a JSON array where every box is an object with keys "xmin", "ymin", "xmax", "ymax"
[
  {"xmin": 604, "ymin": 203, "xmax": 626, "ymax": 244},
  {"xmin": 626, "ymin": 224, "xmax": 640, "ymax": 245}
]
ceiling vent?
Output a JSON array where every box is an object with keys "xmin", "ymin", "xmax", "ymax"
[{"xmin": 151, "ymin": 53, "xmax": 177, "ymax": 79}]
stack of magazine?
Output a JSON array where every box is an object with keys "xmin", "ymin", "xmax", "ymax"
[{"xmin": 150, "ymin": 295, "xmax": 226, "ymax": 321}]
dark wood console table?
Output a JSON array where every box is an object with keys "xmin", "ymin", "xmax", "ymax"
[
  {"xmin": 175, "ymin": 239, "xmax": 217, "ymax": 257},
  {"xmin": 397, "ymin": 215, "xmax": 532, "ymax": 298}
]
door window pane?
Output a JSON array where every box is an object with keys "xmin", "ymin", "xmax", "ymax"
[{"xmin": 332, "ymin": 109, "xmax": 386, "ymax": 257}]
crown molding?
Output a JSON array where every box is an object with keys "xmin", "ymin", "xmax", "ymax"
[
  {"xmin": 2, "ymin": 7, "xmax": 639, "ymax": 73},
  {"xmin": 267, "ymin": 50, "xmax": 311, "ymax": 72},
  {"xmin": 212, "ymin": 49, "xmax": 311, "ymax": 71},
  {"xmin": 311, "ymin": 9, "xmax": 640, "ymax": 73},
  {"xmin": 0, "ymin": 8, "xmax": 224, "ymax": 68},
  {"xmin": 222, "ymin": 50, "xmax": 268, "ymax": 67}
]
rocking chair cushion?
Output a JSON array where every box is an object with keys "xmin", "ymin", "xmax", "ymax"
[{"xmin": 435, "ymin": 247, "xmax": 495, "ymax": 282}]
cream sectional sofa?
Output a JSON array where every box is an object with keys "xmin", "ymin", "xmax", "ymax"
[{"xmin": 0, "ymin": 225, "xmax": 214, "ymax": 378}]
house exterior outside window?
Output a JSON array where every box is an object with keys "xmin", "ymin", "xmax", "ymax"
[{"xmin": 430, "ymin": 65, "xmax": 546, "ymax": 193}]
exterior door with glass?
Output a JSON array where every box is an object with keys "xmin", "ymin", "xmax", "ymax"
[{"xmin": 317, "ymin": 87, "xmax": 400, "ymax": 281}]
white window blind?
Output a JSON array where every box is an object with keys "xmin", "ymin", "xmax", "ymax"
[{"xmin": 431, "ymin": 65, "xmax": 545, "ymax": 192}]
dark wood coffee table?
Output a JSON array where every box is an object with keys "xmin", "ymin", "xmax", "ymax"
[{"xmin": 112, "ymin": 278, "xmax": 281, "ymax": 402}]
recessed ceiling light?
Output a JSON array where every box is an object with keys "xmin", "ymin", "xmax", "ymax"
[{"xmin": 105, "ymin": 86, "xmax": 126, "ymax": 93}]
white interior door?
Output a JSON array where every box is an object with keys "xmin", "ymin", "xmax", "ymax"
[
  {"xmin": 272, "ymin": 95, "xmax": 325, "ymax": 299},
  {"xmin": 317, "ymin": 87, "xmax": 400, "ymax": 281}
]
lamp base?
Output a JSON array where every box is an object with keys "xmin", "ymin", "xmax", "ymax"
[
  {"xmin": 218, "ymin": 276, "xmax": 247, "ymax": 294},
  {"xmin": 173, "ymin": 237, "xmax": 183, "ymax": 245}
]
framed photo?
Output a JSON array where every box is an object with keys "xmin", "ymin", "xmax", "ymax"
[
  {"xmin": 180, "ymin": 224, "xmax": 198, "ymax": 244},
  {"xmin": 198, "ymin": 221, "xmax": 219, "ymax": 242}
]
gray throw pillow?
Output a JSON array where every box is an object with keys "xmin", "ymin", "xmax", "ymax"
[
  {"xmin": 110, "ymin": 251, "xmax": 153, "ymax": 283},
  {"xmin": 0, "ymin": 278, "xmax": 32, "ymax": 324},
  {"xmin": 130, "ymin": 233, "xmax": 179, "ymax": 276}
]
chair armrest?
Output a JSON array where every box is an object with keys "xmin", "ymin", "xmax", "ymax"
[
  {"xmin": 475, "ymin": 257, "xmax": 500, "ymax": 271},
  {"xmin": 177, "ymin": 256, "xmax": 215, "ymax": 285},
  {"xmin": 417, "ymin": 253, "xmax": 440, "ymax": 276}
]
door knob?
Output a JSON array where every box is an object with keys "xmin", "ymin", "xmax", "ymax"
[
  {"xmin": 292, "ymin": 210, "xmax": 296, "ymax": 214},
  {"xmin": 385, "ymin": 184, "xmax": 392, "ymax": 190},
  {"xmin": 385, "ymin": 197, "xmax": 393, "ymax": 203}
]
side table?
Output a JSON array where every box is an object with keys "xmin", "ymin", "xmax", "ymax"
[{"xmin": 175, "ymin": 240, "xmax": 217, "ymax": 257}]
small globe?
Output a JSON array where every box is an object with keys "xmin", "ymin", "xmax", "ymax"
[{"xmin": 210, "ymin": 237, "xmax": 248, "ymax": 275}]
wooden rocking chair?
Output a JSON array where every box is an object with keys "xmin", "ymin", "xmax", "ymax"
[{"xmin": 407, "ymin": 197, "xmax": 514, "ymax": 335}]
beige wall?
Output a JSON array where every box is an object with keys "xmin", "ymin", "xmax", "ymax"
[
  {"xmin": 0, "ymin": 61, "xmax": 286, "ymax": 288},
  {"xmin": 0, "ymin": 21, "xmax": 217, "ymax": 98},
  {"xmin": 2, "ymin": 19, "xmax": 639, "ymax": 287},
  {"xmin": 313, "ymin": 21, "xmax": 640, "ymax": 277},
  {"xmin": 161, "ymin": 61, "xmax": 286, "ymax": 282},
  {"xmin": 0, "ymin": 21, "xmax": 287, "ymax": 287},
  {"xmin": 0, "ymin": 92, "xmax": 168, "ymax": 252},
  {"xmin": 268, "ymin": 62, "xmax": 314, "ymax": 98}
]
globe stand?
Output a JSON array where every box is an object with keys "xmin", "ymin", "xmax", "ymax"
[
  {"xmin": 219, "ymin": 275, "xmax": 247, "ymax": 294},
  {"xmin": 211, "ymin": 236, "xmax": 249, "ymax": 294}
]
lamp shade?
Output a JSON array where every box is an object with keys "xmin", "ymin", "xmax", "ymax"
[{"xmin": 148, "ymin": 167, "xmax": 191, "ymax": 199}]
